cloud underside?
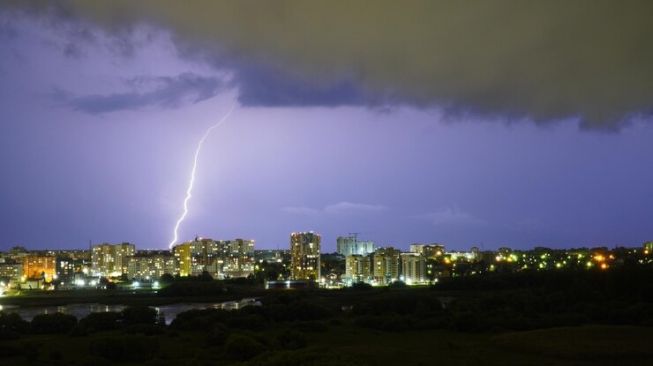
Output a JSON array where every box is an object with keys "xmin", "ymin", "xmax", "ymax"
[
  {"xmin": 57, "ymin": 73, "xmax": 224, "ymax": 114},
  {"xmin": 7, "ymin": 0, "xmax": 653, "ymax": 127},
  {"xmin": 283, "ymin": 202, "xmax": 387, "ymax": 216}
]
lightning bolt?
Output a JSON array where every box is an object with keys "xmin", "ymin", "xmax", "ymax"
[{"xmin": 169, "ymin": 105, "xmax": 236, "ymax": 248}]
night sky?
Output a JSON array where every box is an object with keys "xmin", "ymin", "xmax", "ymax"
[{"xmin": 1, "ymin": 1, "xmax": 653, "ymax": 252}]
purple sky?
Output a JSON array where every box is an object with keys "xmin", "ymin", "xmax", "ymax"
[{"xmin": 1, "ymin": 3, "xmax": 652, "ymax": 252}]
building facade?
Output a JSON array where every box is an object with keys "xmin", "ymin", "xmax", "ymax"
[
  {"xmin": 172, "ymin": 238, "xmax": 255, "ymax": 278},
  {"xmin": 409, "ymin": 244, "xmax": 445, "ymax": 259},
  {"xmin": 91, "ymin": 243, "xmax": 136, "ymax": 277},
  {"xmin": 221, "ymin": 238, "xmax": 256, "ymax": 277},
  {"xmin": 0, "ymin": 262, "xmax": 22, "ymax": 283},
  {"xmin": 127, "ymin": 251, "xmax": 176, "ymax": 280},
  {"xmin": 56, "ymin": 249, "xmax": 91, "ymax": 281},
  {"xmin": 400, "ymin": 253, "xmax": 427, "ymax": 285},
  {"xmin": 254, "ymin": 249, "xmax": 289, "ymax": 264},
  {"xmin": 22, "ymin": 254, "xmax": 56, "ymax": 281},
  {"xmin": 372, "ymin": 247, "xmax": 400, "ymax": 284},
  {"xmin": 290, "ymin": 232, "xmax": 321, "ymax": 281},
  {"xmin": 345, "ymin": 254, "xmax": 371, "ymax": 283},
  {"xmin": 336, "ymin": 235, "xmax": 375, "ymax": 256}
]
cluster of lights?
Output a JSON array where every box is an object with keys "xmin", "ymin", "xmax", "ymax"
[{"xmin": 489, "ymin": 249, "xmax": 621, "ymax": 272}]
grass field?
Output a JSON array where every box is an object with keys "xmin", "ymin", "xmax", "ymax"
[
  {"xmin": 0, "ymin": 324, "xmax": 651, "ymax": 366},
  {"xmin": 2, "ymin": 270, "xmax": 652, "ymax": 365}
]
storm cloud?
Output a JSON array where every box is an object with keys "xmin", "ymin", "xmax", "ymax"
[
  {"xmin": 55, "ymin": 73, "xmax": 225, "ymax": 114},
  {"xmin": 5, "ymin": 0, "xmax": 653, "ymax": 128}
]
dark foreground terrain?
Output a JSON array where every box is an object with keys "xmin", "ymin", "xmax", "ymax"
[{"xmin": 1, "ymin": 268, "xmax": 652, "ymax": 365}]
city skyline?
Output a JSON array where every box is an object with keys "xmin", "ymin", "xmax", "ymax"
[
  {"xmin": 1, "ymin": 4, "xmax": 652, "ymax": 364},
  {"xmin": 2, "ymin": 2, "xmax": 653, "ymax": 252},
  {"xmin": 3, "ymin": 234, "xmax": 651, "ymax": 256},
  {"xmin": 2, "ymin": 236, "xmax": 649, "ymax": 289}
]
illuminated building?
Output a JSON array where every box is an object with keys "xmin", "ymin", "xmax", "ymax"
[
  {"xmin": 57, "ymin": 257, "xmax": 75, "ymax": 279},
  {"xmin": 173, "ymin": 238, "xmax": 255, "ymax": 278},
  {"xmin": 447, "ymin": 251, "xmax": 480, "ymax": 262},
  {"xmin": 0, "ymin": 261, "xmax": 22, "ymax": 282},
  {"xmin": 409, "ymin": 244, "xmax": 445, "ymax": 259},
  {"xmin": 254, "ymin": 250, "xmax": 289, "ymax": 263},
  {"xmin": 22, "ymin": 254, "xmax": 56, "ymax": 281},
  {"xmin": 173, "ymin": 242, "xmax": 193, "ymax": 276},
  {"xmin": 290, "ymin": 232, "xmax": 321, "ymax": 281},
  {"xmin": 56, "ymin": 250, "xmax": 91, "ymax": 280},
  {"xmin": 372, "ymin": 247, "xmax": 400, "ymax": 284},
  {"xmin": 336, "ymin": 235, "xmax": 375, "ymax": 256},
  {"xmin": 400, "ymin": 253, "xmax": 426, "ymax": 285},
  {"xmin": 345, "ymin": 254, "xmax": 371, "ymax": 283},
  {"xmin": 57, "ymin": 257, "xmax": 90, "ymax": 280},
  {"xmin": 222, "ymin": 238, "xmax": 255, "ymax": 277},
  {"xmin": 91, "ymin": 242, "xmax": 136, "ymax": 277},
  {"xmin": 91, "ymin": 244, "xmax": 113, "ymax": 276},
  {"xmin": 114, "ymin": 243, "xmax": 136, "ymax": 274},
  {"xmin": 127, "ymin": 251, "xmax": 176, "ymax": 280}
]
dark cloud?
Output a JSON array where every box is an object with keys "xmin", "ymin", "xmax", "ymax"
[
  {"xmin": 233, "ymin": 62, "xmax": 366, "ymax": 107},
  {"xmin": 55, "ymin": 73, "xmax": 224, "ymax": 114},
  {"xmin": 0, "ymin": 18, "xmax": 17, "ymax": 39},
  {"xmin": 5, "ymin": 0, "xmax": 653, "ymax": 128}
]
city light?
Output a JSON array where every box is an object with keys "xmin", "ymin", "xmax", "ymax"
[
  {"xmin": 594, "ymin": 254, "xmax": 606, "ymax": 262},
  {"xmin": 0, "ymin": 4, "xmax": 651, "ymax": 364},
  {"xmin": 0, "ymin": 239, "xmax": 650, "ymax": 295}
]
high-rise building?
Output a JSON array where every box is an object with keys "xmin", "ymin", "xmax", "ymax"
[
  {"xmin": 337, "ymin": 235, "xmax": 375, "ymax": 256},
  {"xmin": 222, "ymin": 238, "xmax": 255, "ymax": 277},
  {"xmin": 0, "ymin": 261, "xmax": 22, "ymax": 282},
  {"xmin": 114, "ymin": 243, "xmax": 135, "ymax": 275},
  {"xmin": 173, "ymin": 242, "xmax": 193, "ymax": 277},
  {"xmin": 372, "ymin": 247, "xmax": 400, "ymax": 284},
  {"xmin": 54, "ymin": 249, "xmax": 91, "ymax": 281},
  {"xmin": 91, "ymin": 242, "xmax": 135, "ymax": 277},
  {"xmin": 172, "ymin": 238, "xmax": 255, "ymax": 278},
  {"xmin": 345, "ymin": 254, "xmax": 371, "ymax": 283},
  {"xmin": 290, "ymin": 232, "xmax": 321, "ymax": 281},
  {"xmin": 91, "ymin": 244, "xmax": 113, "ymax": 276},
  {"xmin": 127, "ymin": 250, "xmax": 176, "ymax": 280},
  {"xmin": 400, "ymin": 253, "xmax": 426, "ymax": 285}
]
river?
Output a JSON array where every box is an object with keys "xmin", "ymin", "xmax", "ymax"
[{"xmin": 0, "ymin": 299, "xmax": 260, "ymax": 325}]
